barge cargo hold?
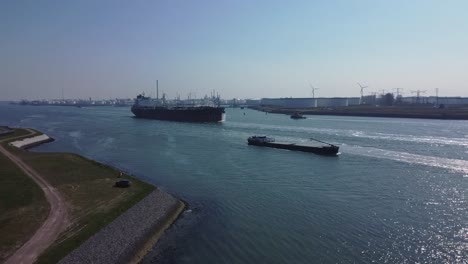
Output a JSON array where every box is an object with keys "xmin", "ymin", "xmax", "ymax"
[{"xmin": 247, "ymin": 136, "xmax": 339, "ymax": 156}]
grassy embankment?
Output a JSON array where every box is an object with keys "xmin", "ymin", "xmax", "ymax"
[
  {"xmin": 0, "ymin": 128, "xmax": 155, "ymax": 263},
  {"xmin": 253, "ymin": 105, "xmax": 468, "ymax": 120},
  {"xmin": 0, "ymin": 129, "xmax": 49, "ymax": 262}
]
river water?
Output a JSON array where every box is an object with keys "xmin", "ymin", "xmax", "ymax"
[{"xmin": 1, "ymin": 103, "xmax": 467, "ymax": 263}]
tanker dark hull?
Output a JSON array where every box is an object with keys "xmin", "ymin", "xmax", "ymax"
[{"xmin": 131, "ymin": 105, "xmax": 225, "ymax": 122}]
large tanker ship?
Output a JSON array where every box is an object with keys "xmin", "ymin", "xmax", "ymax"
[{"xmin": 131, "ymin": 82, "xmax": 225, "ymax": 122}]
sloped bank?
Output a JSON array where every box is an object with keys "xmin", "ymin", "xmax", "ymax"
[
  {"xmin": 60, "ymin": 190, "xmax": 185, "ymax": 264},
  {"xmin": 2, "ymin": 128, "xmax": 185, "ymax": 263}
]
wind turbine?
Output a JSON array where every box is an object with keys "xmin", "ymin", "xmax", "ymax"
[
  {"xmin": 309, "ymin": 82, "xmax": 319, "ymax": 98},
  {"xmin": 357, "ymin": 82, "xmax": 368, "ymax": 104}
]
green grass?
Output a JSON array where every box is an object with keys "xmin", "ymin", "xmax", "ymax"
[
  {"xmin": 0, "ymin": 128, "xmax": 33, "ymax": 142},
  {"xmin": 0, "ymin": 150, "xmax": 49, "ymax": 262},
  {"xmin": 0, "ymin": 128, "xmax": 155, "ymax": 263},
  {"xmin": 21, "ymin": 153, "xmax": 155, "ymax": 264}
]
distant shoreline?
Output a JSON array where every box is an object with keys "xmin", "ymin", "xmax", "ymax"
[{"xmin": 250, "ymin": 105, "xmax": 468, "ymax": 120}]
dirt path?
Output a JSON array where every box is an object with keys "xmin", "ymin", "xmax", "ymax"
[{"xmin": 1, "ymin": 131, "xmax": 69, "ymax": 264}]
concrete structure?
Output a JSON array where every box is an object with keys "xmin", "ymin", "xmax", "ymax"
[{"xmin": 9, "ymin": 134, "xmax": 52, "ymax": 148}]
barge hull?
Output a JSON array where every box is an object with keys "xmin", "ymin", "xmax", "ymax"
[{"xmin": 248, "ymin": 142, "xmax": 339, "ymax": 156}]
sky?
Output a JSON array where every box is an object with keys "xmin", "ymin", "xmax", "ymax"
[{"xmin": 1, "ymin": 0, "xmax": 468, "ymax": 100}]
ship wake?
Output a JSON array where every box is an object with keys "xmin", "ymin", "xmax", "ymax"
[{"xmin": 345, "ymin": 145, "xmax": 468, "ymax": 174}]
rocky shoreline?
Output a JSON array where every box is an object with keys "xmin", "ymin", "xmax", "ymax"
[{"xmin": 59, "ymin": 190, "xmax": 185, "ymax": 264}]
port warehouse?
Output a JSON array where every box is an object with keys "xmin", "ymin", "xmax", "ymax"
[
  {"xmin": 260, "ymin": 97, "xmax": 361, "ymax": 108},
  {"xmin": 257, "ymin": 96, "xmax": 468, "ymax": 108}
]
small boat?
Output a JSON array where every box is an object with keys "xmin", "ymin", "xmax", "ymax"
[
  {"xmin": 247, "ymin": 136, "xmax": 339, "ymax": 156},
  {"xmin": 290, "ymin": 112, "xmax": 306, "ymax": 119}
]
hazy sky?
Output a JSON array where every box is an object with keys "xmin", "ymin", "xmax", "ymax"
[{"xmin": 1, "ymin": 0, "xmax": 467, "ymax": 100}]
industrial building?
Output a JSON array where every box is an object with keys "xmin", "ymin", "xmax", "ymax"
[
  {"xmin": 260, "ymin": 97, "xmax": 361, "ymax": 108},
  {"xmin": 401, "ymin": 96, "xmax": 468, "ymax": 105},
  {"xmin": 259, "ymin": 96, "xmax": 468, "ymax": 108}
]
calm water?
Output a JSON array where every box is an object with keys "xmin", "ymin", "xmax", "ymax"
[{"xmin": 1, "ymin": 103, "xmax": 467, "ymax": 263}]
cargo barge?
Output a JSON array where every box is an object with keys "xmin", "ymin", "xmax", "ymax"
[{"xmin": 247, "ymin": 136, "xmax": 339, "ymax": 156}]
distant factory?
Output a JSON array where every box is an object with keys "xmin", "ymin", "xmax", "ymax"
[
  {"xmin": 400, "ymin": 96, "xmax": 468, "ymax": 105},
  {"xmin": 257, "ymin": 96, "xmax": 468, "ymax": 108},
  {"xmin": 260, "ymin": 97, "xmax": 361, "ymax": 108}
]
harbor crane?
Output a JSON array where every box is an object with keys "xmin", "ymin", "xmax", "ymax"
[
  {"xmin": 392, "ymin": 88, "xmax": 404, "ymax": 104},
  {"xmin": 393, "ymin": 88, "xmax": 404, "ymax": 97},
  {"xmin": 411, "ymin": 90, "xmax": 426, "ymax": 104}
]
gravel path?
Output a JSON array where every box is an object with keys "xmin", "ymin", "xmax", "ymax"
[
  {"xmin": 2, "ymin": 130, "xmax": 69, "ymax": 264},
  {"xmin": 59, "ymin": 189, "xmax": 184, "ymax": 264}
]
